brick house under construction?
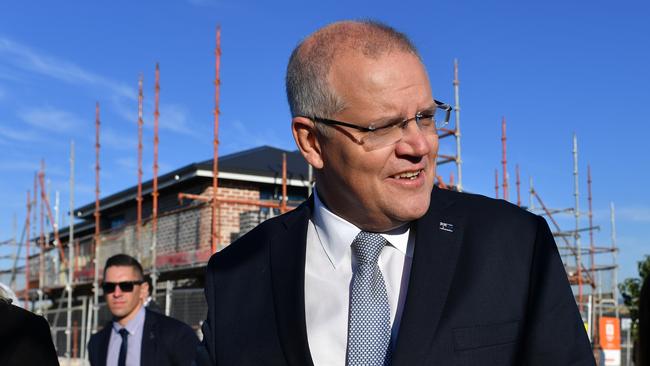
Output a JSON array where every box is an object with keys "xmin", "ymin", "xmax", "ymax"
[{"xmin": 9, "ymin": 145, "xmax": 311, "ymax": 355}]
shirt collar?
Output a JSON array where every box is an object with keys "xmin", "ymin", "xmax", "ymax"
[
  {"xmin": 112, "ymin": 305, "xmax": 146, "ymax": 335},
  {"xmin": 312, "ymin": 187, "xmax": 411, "ymax": 269}
]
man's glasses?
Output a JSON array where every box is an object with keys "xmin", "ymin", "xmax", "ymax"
[
  {"xmin": 102, "ymin": 280, "xmax": 144, "ymax": 294},
  {"xmin": 305, "ymin": 99, "xmax": 452, "ymax": 151}
]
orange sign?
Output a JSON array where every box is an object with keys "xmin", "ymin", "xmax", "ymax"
[{"xmin": 599, "ymin": 317, "xmax": 621, "ymax": 350}]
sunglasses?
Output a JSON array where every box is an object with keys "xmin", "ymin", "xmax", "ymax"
[{"xmin": 102, "ymin": 280, "xmax": 144, "ymax": 294}]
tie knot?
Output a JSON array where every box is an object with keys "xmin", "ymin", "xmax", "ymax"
[
  {"xmin": 351, "ymin": 231, "xmax": 387, "ymax": 265},
  {"xmin": 119, "ymin": 328, "xmax": 129, "ymax": 338}
]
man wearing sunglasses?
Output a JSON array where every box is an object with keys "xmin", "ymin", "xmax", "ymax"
[
  {"xmin": 88, "ymin": 254, "xmax": 198, "ymax": 366},
  {"xmin": 197, "ymin": 20, "xmax": 594, "ymax": 365}
]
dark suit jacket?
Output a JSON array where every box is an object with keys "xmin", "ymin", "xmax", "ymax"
[
  {"xmin": 88, "ymin": 308, "xmax": 199, "ymax": 366},
  {"xmin": 0, "ymin": 301, "xmax": 59, "ymax": 366},
  {"xmin": 197, "ymin": 187, "xmax": 595, "ymax": 365}
]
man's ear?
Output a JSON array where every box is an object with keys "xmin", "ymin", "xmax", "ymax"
[
  {"xmin": 292, "ymin": 116, "xmax": 324, "ymax": 169},
  {"xmin": 140, "ymin": 280, "xmax": 150, "ymax": 301}
]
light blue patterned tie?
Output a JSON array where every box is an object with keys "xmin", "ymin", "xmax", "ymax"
[{"xmin": 346, "ymin": 231, "xmax": 392, "ymax": 366}]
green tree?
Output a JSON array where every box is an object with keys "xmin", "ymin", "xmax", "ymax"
[{"xmin": 618, "ymin": 254, "xmax": 650, "ymax": 341}]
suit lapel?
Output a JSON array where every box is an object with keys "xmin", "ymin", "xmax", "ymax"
[
  {"xmin": 140, "ymin": 309, "xmax": 157, "ymax": 366},
  {"xmin": 269, "ymin": 199, "xmax": 315, "ymax": 366},
  {"xmin": 96, "ymin": 324, "xmax": 111, "ymax": 366},
  {"xmin": 392, "ymin": 187, "xmax": 465, "ymax": 366}
]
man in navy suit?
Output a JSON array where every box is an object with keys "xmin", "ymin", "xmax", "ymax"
[
  {"xmin": 196, "ymin": 20, "xmax": 595, "ymax": 365},
  {"xmin": 88, "ymin": 254, "xmax": 198, "ymax": 366}
]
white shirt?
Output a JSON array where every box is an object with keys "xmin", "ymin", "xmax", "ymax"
[
  {"xmin": 304, "ymin": 189, "xmax": 414, "ymax": 366},
  {"xmin": 107, "ymin": 306, "xmax": 145, "ymax": 366}
]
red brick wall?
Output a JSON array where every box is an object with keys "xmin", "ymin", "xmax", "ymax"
[{"xmin": 201, "ymin": 180, "xmax": 260, "ymax": 250}]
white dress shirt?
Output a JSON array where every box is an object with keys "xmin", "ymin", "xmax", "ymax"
[{"xmin": 305, "ymin": 189, "xmax": 414, "ymax": 366}]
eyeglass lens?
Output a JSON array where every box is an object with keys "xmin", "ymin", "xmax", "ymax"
[
  {"xmin": 363, "ymin": 109, "xmax": 446, "ymax": 150},
  {"xmin": 102, "ymin": 281, "xmax": 140, "ymax": 294}
]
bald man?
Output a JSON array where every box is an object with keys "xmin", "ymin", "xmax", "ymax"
[{"xmin": 196, "ymin": 20, "xmax": 594, "ymax": 366}]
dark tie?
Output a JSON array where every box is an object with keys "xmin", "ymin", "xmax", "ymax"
[
  {"xmin": 118, "ymin": 328, "xmax": 129, "ymax": 366},
  {"xmin": 346, "ymin": 231, "xmax": 392, "ymax": 366}
]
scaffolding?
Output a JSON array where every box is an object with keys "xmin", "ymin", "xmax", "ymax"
[
  {"xmin": 436, "ymin": 59, "xmax": 463, "ymax": 190},
  {"xmin": 496, "ymin": 118, "xmax": 620, "ymax": 344}
]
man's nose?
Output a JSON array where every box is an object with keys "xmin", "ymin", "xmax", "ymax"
[{"xmin": 397, "ymin": 120, "xmax": 433, "ymax": 156}]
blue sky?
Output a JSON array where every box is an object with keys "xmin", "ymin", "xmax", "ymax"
[{"xmin": 0, "ymin": 0, "xmax": 648, "ymax": 283}]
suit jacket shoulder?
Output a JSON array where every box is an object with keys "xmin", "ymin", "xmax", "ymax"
[
  {"xmin": 207, "ymin": 200, "xmax": 311, "ymax": 271},
  {"xmin": 198, "ymin": 200, "xmax": 313, "ymax": 366},
  {"xmin": 88, "ymin": 322, "xmax": 111, "ymax": 366},
  {"xmin": 0, "ymin": 302, "xmax": 59, "ymax": 366},
  {"xmin": 142, "ymin": 309, "xmax": 199, "ymax": 366}
]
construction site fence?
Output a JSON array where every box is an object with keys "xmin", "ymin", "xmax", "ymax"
[{"xmin": 3, "ymin": 201, "xmax": 281, "ymax": 291}]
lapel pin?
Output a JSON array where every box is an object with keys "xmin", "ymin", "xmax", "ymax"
[{"xmin": 439, "ymin": 222, "xmax": 454, "ymax": 233}]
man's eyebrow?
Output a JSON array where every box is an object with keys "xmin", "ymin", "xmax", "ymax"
[
  {"xmin": 369, "ymin": 102, "xmax": 437, "ymax": 127},
  {"xmin": 418, "ymin": 102, "xmax": 437, "ymax": 112}
]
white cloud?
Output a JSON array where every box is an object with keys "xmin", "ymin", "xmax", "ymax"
[
  {"xmin": 0, "ymin": 159, "xmax": 41, "ymax": 172},
  {"xmin": 220, "ymin": 118, "xmax": 287, "ymax": 152},
  {"xmin": 593, "ymin": 205, "xmax": 650, "ymax": 224},
  {"xmin": 0, "ymin": 124, "xmax": 42, "ymax": 143},
  {"xmin": 18, "ymin": 106, "xmax": 83, "ymax": 132},
  {"xmin": 158, "ymin": 103, "xmax": 202, "ymax": 138},
  {"xmin": 0, "ymin": 36, "xmax": 135, "ymax": 100},
  {"xmin": 110, "ymin": 93, "xmax": 201, "ymax": 138},
  {"xmin": 617, "ymin": 206, "xmax": 650, "ymax": 223},
  {"xmin": 102, "ymin": 128, "xmax": 138, "ymax": 151},
  {"xmin": 116, "ymin": 157, "xmax": 136, "ymax": 170}
]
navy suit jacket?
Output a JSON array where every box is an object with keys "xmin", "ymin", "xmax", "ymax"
[
  {"xmin": 196, "ymin": 187, "xmax": 595, "ymax": 365},
  {"xmin": 0, "ymin": 301, "xmax": 59, "ymax": 366},
  {"xmin": 88, "ymin": 308, "xmax": 198, "ymax": 366}
]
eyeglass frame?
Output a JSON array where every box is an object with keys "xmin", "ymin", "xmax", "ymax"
[
  {"xmin": 102, "ymin": 280, "xmax": 144, "ymax": 294},
  {"xmin": 302, "ymin": 99, "xmax": 452, "ymax": 136}
]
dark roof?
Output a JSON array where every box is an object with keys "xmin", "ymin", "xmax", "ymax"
[
  {"xmin": 197, "ymin": 145, "xmax": 309, "ymax": 179},
  {"xmin": 74, "ymin": 146, "xmax": 309, "ymax": 219}
]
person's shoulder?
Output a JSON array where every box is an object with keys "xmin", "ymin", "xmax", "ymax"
[
  {"xmin": 1, "ymin": 302, "xmax": 52, "ymax": 332},
  {"xmin": 88, "ymin": 322, "xmax": 111, "ymax": 344},
  {"xmin": 146, "ymin": 309, "xmax": 197, "ymax": 342},
  {"xmin": 435, "ymin": 188, "xmax": 539, "ymax": 227},
  {"xmin": 206, "ymin": 201, "xmax": 311, "ymax": 271},
  {"xmin": 147, "ymin": 308, "xmax": 192, "ymax": 330}
]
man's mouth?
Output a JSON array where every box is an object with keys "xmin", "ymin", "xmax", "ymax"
[{"xmin": 392, "ymin": 169, "xmax": 423, "ymax": 180}]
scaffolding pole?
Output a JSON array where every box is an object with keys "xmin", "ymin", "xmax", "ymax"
[
  {"xmin": 66, "ymin": 140, "xmax": 75, "ymax": 361},
  {"xmin": 9, "ymin": 212, "xmax": 27, "ymax": 288},
  {"xmin": 573, "ymin": 134, "xmax": 583, "ymax": 311},
  {"xmin": 453, "ymin": 59, "xmax": 463, "ymax": 191},
  {"xmin": 212, "ymin": 26, "xmax": 222, "ymax": 253},
  {"xmin": 516, "ymin": 164, "xmax": 521, "ymax": 207},
  {"xmin": 610, "ymin": 202, "xmax": 619, "ymax": 318},
  {"xmin": 501, "ymin": 117, "xmax": 509, "ymax": 202},
  {"xmin": 24, "ymin": 190, "xmax": 31, "ymax": 308},
  {"xmin": 529, "ymin": 177, "xmax": 534, "ymax": 210},
  {"xmin": 137, "ymin": 74, "xmax": 144, "ymax": 261},
  {"xmin": 38, "ymin": 165, "xmax": 66, "ymax": 264},
  {"xmin": 494, "ymin": 169, "xmax": 499, "ymax": 199},
  {"xmin": 587, "ymin": 165, "xmax": 594, "ymax": 287},
  {"xmin": 151, "ymin": 64, "xmax": 160, "ymax": 295},
  {"xmin": 38, "ymin": 163, "xmax": 44, "ymax": 314},
  {"xmin": 93, "ymin": 102, "xmax": 101, "ymax": 333}
]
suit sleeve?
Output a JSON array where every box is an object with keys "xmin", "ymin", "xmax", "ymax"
[
  {"xmin": 194, "ymin": 259, "xmax": 217, "ymax": 366},
  {"xmin": 518, "ymin": 216, "xmax": 595, "ymax": 365},
  {"xmin": 173, "ymin": 321, "xmax": 200, "ymax": 366},
  {"xmin": 14, "ymin": 313, "xmax": 60, "ymax": 366}
]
